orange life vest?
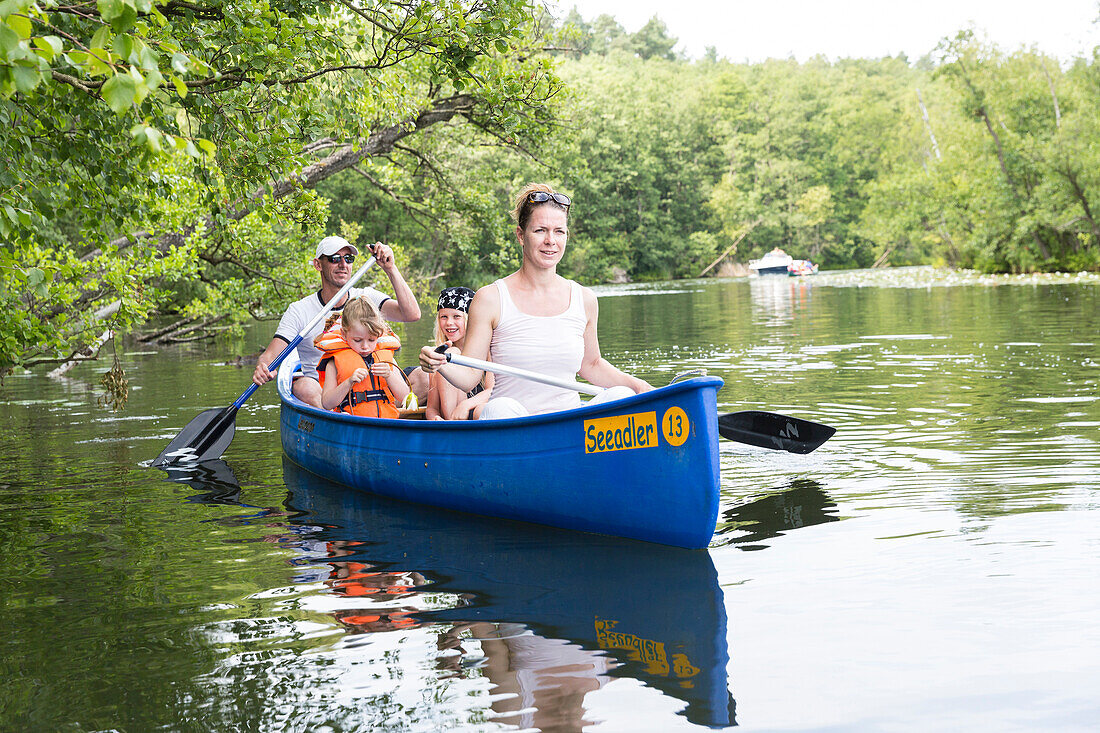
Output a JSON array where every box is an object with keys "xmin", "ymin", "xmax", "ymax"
[{"xmin": 315, "ymin": 330, "xmax": 402, "ymax": 419}]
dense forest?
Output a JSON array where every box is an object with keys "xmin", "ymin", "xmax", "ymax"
[{"xmin": 2, "ymin": 1, "xmax": 1098, "ymax": 375}]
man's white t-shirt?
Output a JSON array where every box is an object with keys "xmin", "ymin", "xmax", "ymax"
[{"xmin": 273, "ymin": 287, "xmax": 389, "ymax": 379}]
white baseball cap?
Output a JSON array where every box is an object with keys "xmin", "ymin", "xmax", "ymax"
[{"xmin": 314, "ymin": 236, "xmax": 360, "ymax": 259}]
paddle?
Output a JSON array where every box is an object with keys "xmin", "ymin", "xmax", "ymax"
[
  {"xmin": 152, "ymin": 253, "xmax": 378, "ymax": 467},
  {"xmin": 444, "ymin": 350, "xmax": 602, "ymax": 396},
  {"xmin": 716, "ymin": 411, "xmax": 835, "ymax": 454},
  {"xmin": 441, "ymin": 351, "xmax": 835, "ymax": 453}
]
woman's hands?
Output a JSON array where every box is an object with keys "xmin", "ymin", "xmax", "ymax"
[{"xmin": 418, "ymin": 342, "xmax": 454, "ymax": 373}]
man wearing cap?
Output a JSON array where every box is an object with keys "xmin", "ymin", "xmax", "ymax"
[{"xmin": 251, "ymin": 236, "xmax": 422, "ymax": 408}]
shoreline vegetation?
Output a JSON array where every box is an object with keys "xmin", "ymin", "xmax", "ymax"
[{"xmin": 2, "ymin": 2, "xmax": 1098, "ymax": 378}]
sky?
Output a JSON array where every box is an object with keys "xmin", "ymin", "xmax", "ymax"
[{"xmin": 551, "ymin": 0, "xmax": 1100, "ymax": 63}]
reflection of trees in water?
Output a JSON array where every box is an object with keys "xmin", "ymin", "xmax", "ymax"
[{"xmin": 715, "ymin": 479, "xmax": 840, "ymax": 550}]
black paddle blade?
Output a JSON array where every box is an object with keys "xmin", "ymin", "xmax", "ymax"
[
  {"xmin": 152, "ymin": 406, "xmax": 238, "ymax": 467},
  {"xmin": 717, "ymin": 410, "xmax": 836, "ymax": 454}
]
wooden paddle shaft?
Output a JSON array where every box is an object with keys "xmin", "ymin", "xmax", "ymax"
[{"xmin": 445, "ymin": 353, "xmax": 604, "ymax": 396}]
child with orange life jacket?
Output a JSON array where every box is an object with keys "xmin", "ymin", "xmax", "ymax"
[
  {"xmin": 316, "ymin": 296, "xmax": 410, "ymax": 418},
  {"xmin": 426, "ymin": 286, "xmax": 493, "ymax": 420}
]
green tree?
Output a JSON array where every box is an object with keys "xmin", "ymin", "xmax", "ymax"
[
  {"xmin": 629, "ymin": 16, "xmax": 677, "ymax": 61},
  {"xmin": 1, "ymin": 0, "xmax": 563, "ymax": 373},
  {"xmin": 869, "ymin": 32, "xmax": 1100, "ymax": 272},
  {"xmin": 551, "ymin": 51, "xmax": 728, "ymax": 281}
]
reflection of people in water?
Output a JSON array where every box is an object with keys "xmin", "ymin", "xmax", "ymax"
[
  {"xmin": 321, "ymin": 540, "xmax": 429, "ymax": 633},
  {"xmin": 438, "ymin": 622, "xmax": 615, "ymax": 732},
  {"xmin": 333, "ymin": 606, "xmax": 421, "ymax": 634}
]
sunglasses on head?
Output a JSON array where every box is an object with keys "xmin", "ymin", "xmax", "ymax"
[
  {"xmin": 321, "ymin": 254, "xmax": 356, "ymax": 264},
  {"xmin": 527, "ymin": 191, "xmax": 571, "ymax": 208}
]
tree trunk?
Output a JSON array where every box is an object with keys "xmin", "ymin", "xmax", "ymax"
[{"xmin": 916, "ymin": 88, "xmax": 941, "ymax": 160}]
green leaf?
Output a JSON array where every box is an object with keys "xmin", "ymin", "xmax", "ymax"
[
  {"xmin": 170, "ymin": 52, "xmax": 188, "ymax": 74},
  {"xmin": 43, "ymin": 35, "xmax": 63, "ymax": 55},
  {"xmin": 0, "ymin": 22, "xmax": 19, "ymax": 57},
  {"xmin": 33, "ymin": 37, "xmax": 59, "ymax": 62},
  {"xmin": 101, "ymin": 73, "xmax": 136, "ymax": 113},
  {"xmin": 90, "ymin": 25, "xmax": 111, "ymax": 51},
  {"xmin": 112, "ymin": 34, "xmax": 133, "ymax": 61},
  {"xmin": 0, "ymin": 0, "xmax": 27, "ymax": 20},
  {"xmin": 127, "ymin": 66, "xmax": 148, "ymax": 104},
  {"xmin": 85, "ymin": 49, "xmax": 113, "ymax": 76},
  {"xmin": 172, "ymin": 76, "xmax": 187, "ymax": 98},
  {"xmin": 196, "ymin": 138, "xmax": 215, "ymax": 157},
  {"xmin": 144, "ymin": 67, "xmax": 163, "ymax": 89},
  {"xmin": 11, "ymin": 63, "xmax": 40, "ymax": 93},
  {"xmin": 98, "ymin": 0, "xmax": 137, "ymax": 34},
  {"xmin": 137, "ymin": 43, "xmax": 158, "ymax": 71},
  {"xmin": 113, "ymin": 5, "xmax": 138, "ymax": 33},
  {"xmin": 7, "ymin": 13, "xmax": 29, "ymax": 39},
  {"xmin": 144, "ymin": 125, "xmax": 162, "ymax": 152}
]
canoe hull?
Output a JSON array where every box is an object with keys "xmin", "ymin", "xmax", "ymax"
[{"xmin": 278, "ymin": 356, "xmax": 723, "ymax": 548}]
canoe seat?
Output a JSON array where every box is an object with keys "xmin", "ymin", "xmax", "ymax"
[{"xmin": 398, "ymin": 406, "xmax": 426, "ymax": 420}]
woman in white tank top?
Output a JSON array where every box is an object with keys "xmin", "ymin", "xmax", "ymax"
[{"xmin": 419, "ymin": 183, "xmax": 652, "ymax": 417}]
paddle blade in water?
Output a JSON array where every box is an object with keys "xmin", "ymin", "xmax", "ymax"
[
  {"xmin": 717, "ymin": 410, "xmax": 835, "ymax": 454},
  {"xmin": 152, "ymin": 406, "xmax": 237, "ymax": 467}
]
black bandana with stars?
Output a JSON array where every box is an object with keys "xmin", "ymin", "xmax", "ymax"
[{"xmin": 437, "ymin": 286, "xmax": 475, "ymax": 312}]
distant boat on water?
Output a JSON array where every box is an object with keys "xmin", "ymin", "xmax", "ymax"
[
  {"xmin": 787, "ymin": 259, "xmax": 819, "ymax": 276},
  {"xmin": 748, "ymin": 247, "xmax": 793, "ymax": 275}
]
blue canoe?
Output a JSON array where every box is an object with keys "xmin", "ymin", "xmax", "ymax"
[{"xmin": 278, "ymin": 353, "xmax": 724, "ymax": 548}]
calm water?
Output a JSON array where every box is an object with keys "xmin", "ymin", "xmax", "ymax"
[{"xmin": 1, "ymin": 267, "xmax": 1098, "ymax": 732}]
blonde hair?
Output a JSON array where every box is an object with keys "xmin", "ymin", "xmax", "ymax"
[
  {"xmin": 339, "ymin": 296, "xmax": 385, "ymax": 337},
  {"xmin": 511, "ymin": 182, "xmax": 569, "ymax": 231}
]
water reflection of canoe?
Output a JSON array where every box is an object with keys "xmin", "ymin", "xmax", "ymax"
[
  {"xmin": 277, "ymin": 353, "xmax": 724, "ymax": 548},
  {"xmin": 283, "ymin": 460, "xmax": 736, "ymax": 728}
]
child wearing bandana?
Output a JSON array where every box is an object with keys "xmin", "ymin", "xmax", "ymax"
[{"xmin": 426, "ymin": 287, "xmax": 494, "ymax": 420}]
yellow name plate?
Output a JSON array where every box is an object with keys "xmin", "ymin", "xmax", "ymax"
[{"xmin": 584, "ymin": 411, "xmax": 658, "ymax": 454}]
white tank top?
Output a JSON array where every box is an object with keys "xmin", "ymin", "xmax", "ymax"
[{"xmin": 490, "ymin": 278, "xmax": 586, "ymax": 415}]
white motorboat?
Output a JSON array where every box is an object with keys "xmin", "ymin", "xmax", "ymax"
[{"xmin": 748, "ymin": 247, "xmax": 793, "ymax": 275}]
